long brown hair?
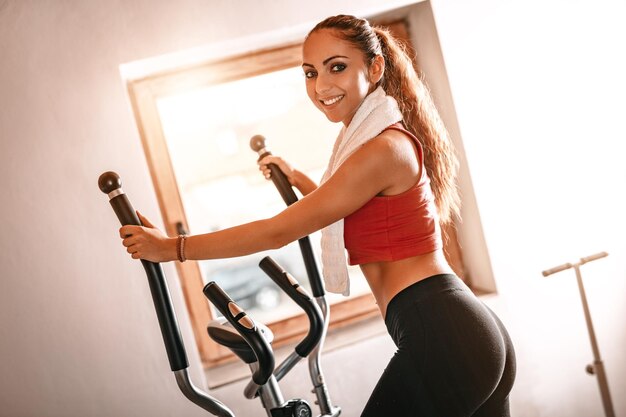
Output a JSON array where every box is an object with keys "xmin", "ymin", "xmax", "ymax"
[{"xmin": 308, "ymin": 15, "xmax": 460, "ymax": 223}]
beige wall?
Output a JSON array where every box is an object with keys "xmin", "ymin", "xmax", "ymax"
[{"xmin": 1, "ymin": 1, "xmax": 624, "ymax": 416}]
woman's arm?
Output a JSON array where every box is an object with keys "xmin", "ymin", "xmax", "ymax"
[
  {"xmin": 121, "ymin": 132, "xmax": 417, "ymax": 262},
  {"xmin": 291, "ymin": 169, "xmax": 318, "ymax": 196}
]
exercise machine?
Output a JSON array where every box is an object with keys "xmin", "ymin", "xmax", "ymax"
[
  {"xmin": 206, "ymin": 256, "xmax": 324, "ymax": 416},
  {"xmin": 98, "ymin": 171, "xmax": 333, "ymax": 416},
  {"xmin": 250, "ymin": 135, "xmax": 341, "ymax": 417}
]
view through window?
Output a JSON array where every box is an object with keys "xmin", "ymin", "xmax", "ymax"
[{"xmin": 156, "ymin": 66, "xmax": 372, "ymax": 324}]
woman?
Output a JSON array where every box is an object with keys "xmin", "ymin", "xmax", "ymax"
[{"xmin": 121, "ymin": 15, "xmax": 516, "ymax": 416}]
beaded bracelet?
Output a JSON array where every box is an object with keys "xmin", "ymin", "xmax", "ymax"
[{"xmin": 176, "ymin": 234, "xmax": 187, "ymax": 263}]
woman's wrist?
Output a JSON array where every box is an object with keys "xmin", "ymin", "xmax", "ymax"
[
  {"xmin": 291, "ymin": 169, "xmax": 317, "ymax": 195},
  {"xmin": 290, "ymin": 169, "xmax": 303, "ymax": 188},
  {"xmin": 164, "ymin": 236, "xmax": 179, "ymax": 262},
  {"xmin": 174, "ymin": 235, "xmax": 188, "ymax": 262}
]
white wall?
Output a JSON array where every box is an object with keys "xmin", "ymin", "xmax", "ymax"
[
  {"xmin": 1, "ymin": 1, "xmax": 624, "ymax": 417},
  {"xmin": 431, "ymin": 1, "xmax": 626, "ymax": 416}
]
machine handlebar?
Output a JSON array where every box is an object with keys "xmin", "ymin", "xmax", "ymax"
[
  {"xmin": 203, "ymin": 282, "xmax": 275, "ymax": 386},
  {"xmin": 99, "ymin": 171, "xmax": 235, "ymax": 417},
  {"xmin": 250, "ymin": 134, "xmax": 298, "ymax": 206},
  {"xmin": 250, "ymin": 135, "xmax": 325, "ymax": 297},
  {"xmin": 258, "ymin": 257, "xmax": 323, "ymax": 357},
  {"xmin": 98, "ymin": 171, "xmax": 188, "ymax": 372}
]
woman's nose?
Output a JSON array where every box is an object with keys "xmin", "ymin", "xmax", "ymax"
[{"xmin": 315, "ymin": 74, "xmax": 332, "ymax": 95}]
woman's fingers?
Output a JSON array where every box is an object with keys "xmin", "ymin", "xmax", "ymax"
[
  {"xmin": 258, "ymin": 155, "xmax": 288, "ymax": 171},
  {"xmin": 123, "ymin": 235, "xmax": 145, "ymax": 259},
  {"xmin": 120, "ymin": 225, "xmax": 139, "ymax": 238},
  {"xmin": 257, "ymin": 155, "xmax": 278, "ymax": 166},
  {"xmin": 119, "ymin": 213, "xmax": 156, "ymax": 240},
  {"xmin": 137, "ymin": 211, "xmax": 156, "ymax": 228},
  {"xmin": 258, "ymin": 155, "xmax": 294, "ymax": 181},
  {"xmin": 119, "ymin": 221, "xmax": 171, "ymax": 262},
  {"xmin": 258, "ymin": 163, "xmax": 272, "ymax": 179},
  {"xmin": 122, "ymin": 234, "xmax": 140, "ymax": 254},
  {"xmin": 120, "ymin": 226, "xmax": 145, "ymax": 258}
]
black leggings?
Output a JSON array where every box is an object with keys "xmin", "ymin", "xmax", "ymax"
[{"xmin": 361, "ymin": 274, "xmax": 516, "ymax": 417}]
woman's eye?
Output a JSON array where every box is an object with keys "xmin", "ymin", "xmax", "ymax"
[
  {"xmin": 331, "ymin": 63, "xmax": 346, "ymax": 72},
  {"xmin": 304, "ymin": 70, "xmax": 316, "ymax": 79}
]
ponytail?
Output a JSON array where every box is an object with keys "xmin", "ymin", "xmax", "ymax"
[{"xmin": 374, "ymin": 27, "xmax": 460, "ymax": 223}]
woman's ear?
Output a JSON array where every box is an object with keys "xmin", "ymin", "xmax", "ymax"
[{"xmin": 369, "ymin": 55, "xmax": 385, "ymax": 85}]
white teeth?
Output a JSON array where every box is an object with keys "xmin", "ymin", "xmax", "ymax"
[{"xmin": 322, "ymin": 95, "xmax": 343, "ymax": 106}]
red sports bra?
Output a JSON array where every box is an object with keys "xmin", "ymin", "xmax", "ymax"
[{"xmin": 343, "ymin": 123, "xmax": 442, "ymax": 265}]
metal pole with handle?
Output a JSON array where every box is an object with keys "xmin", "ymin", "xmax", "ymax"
[
  {"xmin": 99, "ymin": 171, "xmax": 234, "ymax": 417},
  {"xmin": 250, "ymin": 136, "xmax": 341, "ymax": 417},
  {"xmin": 542, "ymin": 251, "xmax": 615, "ymax": 417}
]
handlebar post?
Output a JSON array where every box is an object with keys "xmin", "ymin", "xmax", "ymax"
[
  {"xmin": 99, "ymin": 171, "xmax": 235, "ymax": 417},
  {"xmin": 249, "ymin": 136, "xmax": 341, "ymax": 415},
  {"xmin": 98, "ymin": 171, "xmax": 188, "ymax": 371},
  {"xmin": 250, "ymin": 135, "xmax": 325, "ymax": 297}
]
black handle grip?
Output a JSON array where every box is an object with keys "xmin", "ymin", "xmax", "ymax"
[
  {"xmin": 268, "ymin": 163, "xmax": 299, "ymax": 206},
  {"xmin": 203, "ymin": 282, "xmax": 274, "ymax": 385},
  {"xmin": 250, "ymin": 135, "xmax": 325, "ymax": 297},
  {"xmin": 98, "ymin": 171, "xmax": 189, "ymax": 372},
  {"xmin": 297, "ymin": 237, "xmax": 325, "ymax": 297},
  {"xmin": 258, "ymin": 257, "xmax": 323, "ymax": 357},
  {"xmin": 251, "ymin": 134, "xmax": 299, "ymax": 206}
]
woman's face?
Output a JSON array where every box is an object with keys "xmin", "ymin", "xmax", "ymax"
[{"xmin": 302, "ymin": 29, "xmax": 382, "ymax": 126}]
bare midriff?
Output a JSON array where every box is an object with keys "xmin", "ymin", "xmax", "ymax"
[{"xmin": 360, "ymin": 249, "xmax": 454, "ymax": 319}]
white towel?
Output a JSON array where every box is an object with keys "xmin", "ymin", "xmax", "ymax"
[{"xmin": 320, "ymin": 86, "xmax": 403, "ymax": 296}]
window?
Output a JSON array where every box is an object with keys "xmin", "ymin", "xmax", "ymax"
[{"xmin": 126, "ymin": 20, "xmax": 471, "ymax": 367}]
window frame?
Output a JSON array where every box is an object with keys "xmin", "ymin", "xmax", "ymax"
[{"xmin": 126, "ymin": 20, "xmax": 467, "ymax": 367}]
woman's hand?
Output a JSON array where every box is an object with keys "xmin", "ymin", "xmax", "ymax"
[
  {"xmin": 258, "ymin": 156, "xmax": 318, "ymax": 196},
  {"xmin": 258, "ymin": 155, "xmax": 297, "ymax": 186},
  {"xmin": 119, "ymin": 212, "xmax": 177, "ymax": 263}
]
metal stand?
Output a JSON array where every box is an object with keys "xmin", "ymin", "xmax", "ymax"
[{"xmin": 542, "ymin": 252, "xmax": 615, "ymax": 417}]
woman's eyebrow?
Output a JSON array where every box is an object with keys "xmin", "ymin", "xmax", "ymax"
[
  {"xmin": 302, "ymin": 55, "xmax": 350, "ymax": 68},
  {"xmin": 323, "ymin": 55, "xmax": 349, "ymax": 65}
]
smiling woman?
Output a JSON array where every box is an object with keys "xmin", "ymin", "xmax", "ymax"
[
  {"xmin": 125, "ymin": 17, "xmax": 472, "ymax": 378},
  {"xmin": 127, "ymin": 40, "xmax": 376, "ymax": 367}
]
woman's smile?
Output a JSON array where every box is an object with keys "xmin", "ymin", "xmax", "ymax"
[{"xmin": 320, "ymin": 94, "xmax": 345, "ymax": 106}]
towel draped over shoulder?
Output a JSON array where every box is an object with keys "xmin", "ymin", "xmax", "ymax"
[{"xmin": 319, "ymin": 86, "xmax": 403, "ymax": 296}]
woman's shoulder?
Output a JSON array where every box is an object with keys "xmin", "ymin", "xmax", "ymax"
[
  {"xmin": 366, "ymin": 125, "xmax": 420, "ymax": 159},
  {"xmin": 357, "ymin": 126, "xmax": 423, "ymax": 193},
  {"xmin": 381, "ymin": 123, "xmax": 420, "ymax": 145},
  {"xmin": 351, "ymin": 129, "xmax": 420, "ymax": 176}
]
